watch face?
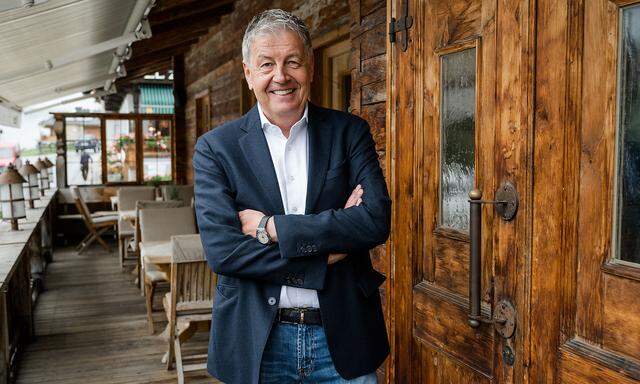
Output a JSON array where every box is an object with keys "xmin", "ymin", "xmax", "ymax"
[{"xmin": 257, "ymin": 231, "xmax": 269, "ymax": 244}]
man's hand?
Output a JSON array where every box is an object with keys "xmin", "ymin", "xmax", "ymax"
[
  {"xmin": 328, "ymin": 185, "xmax": 363, "ymax": 265},
  {"xmin": 238, "ymin": 184, "xmax": 363, "ymax": 257},
  {"xmin": 239, "ymin": 209, "xmax": 265, "ymax": 238}
]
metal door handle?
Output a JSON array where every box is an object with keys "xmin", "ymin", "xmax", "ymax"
[{"xmin": 467, "ymin": 182, "xmax": 518, "ymax": 333}]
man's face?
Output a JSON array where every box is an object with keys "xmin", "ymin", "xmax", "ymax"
[{"xmin": 243, "ymin": 30, "xmax": 313, "ymax": 123}]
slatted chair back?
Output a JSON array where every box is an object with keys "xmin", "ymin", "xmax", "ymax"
[
  {"xmin": 69, "ymin": 186, "xmax": 116, "ymax": 253},
  {"xmin": 139, "ymin": 206, "xmax": 196, "ymax": 243},
  {"xmin": 164, "ymin": 235, "xmax": 215, "ymax": 380},
  {"xmin": 170, "ymin": 256, "xmax": 217, "ymax": 316},
  {"xmin": 134, "ymin": 200, "xmax": 185, "ymax": 247},
  {"xmin": 117, "ymin": 186, "xmax": 155, "ymax": 211},
  {"xmin": 161, "ymin": 184, "xmax": 194, "ymax": 205},
  {"xmin": 70, "ymin": 186, "xmax": 94, "ymax": 226}
]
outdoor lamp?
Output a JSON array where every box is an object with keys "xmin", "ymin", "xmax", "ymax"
[
  {"xmin": 43, "ymin": 157, "xmax": 54, "ymax": 181},
  {"xmin": 19, "ymin": 161, "xmax": 40, "ymax": 208},
  {"xmin": 0, "ymin": 164, "xmax": 27, "ymax": 231},
  {"xmin": 34, "ymin": 158, "xmax": 49, "ymax": 196}
]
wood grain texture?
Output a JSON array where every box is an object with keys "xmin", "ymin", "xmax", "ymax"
[
  {"xmin": 413, "ymin": 283, "xmax": 494, "ymax": 376},
  {"xmin": 418, "ymin": 342, "xmax": 491, "ymax": 384},
  {"xmin": 559, "ymin": 338, "xmax": 640, "ymax": 383},
  {"xmin": 529, "ymin": 0, "xmax": 568, "ymax": 382},
  {"xmin": 492, "ymin": 0, "xmax": 535, "ymax": 382},
  {"xmin": 603, "ymin": 274, "xmax": 640, "ymax": 360},
  {"xmin": 574, "ymin": 0, "xmax": 618, "ymax": 343}
]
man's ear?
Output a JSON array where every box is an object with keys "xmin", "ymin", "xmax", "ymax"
[{"xmin": 242, "ymin": 62, "xmax": 253, "ymax": 90}]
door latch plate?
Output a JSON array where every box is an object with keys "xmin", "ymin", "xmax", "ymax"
[
  {"xmin": 493, "ymin": 299, "xmax": 516, "ymax": 339},
  {"xmin": 495, "ymin": 182, "xmax": 518, "ymax": 221}
]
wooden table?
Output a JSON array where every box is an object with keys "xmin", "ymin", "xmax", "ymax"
[{"xmin": 0, "ymin": 189, "xmax": 56, "ymax": 383}]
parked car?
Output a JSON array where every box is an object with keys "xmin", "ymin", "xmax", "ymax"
[
  {"xmin": 75, "ymin": 136, "xmax": 100, "ymax": 153},
  {"xmin": 0, "ymin": 144, "xmax": 19, "ymax": 172}
]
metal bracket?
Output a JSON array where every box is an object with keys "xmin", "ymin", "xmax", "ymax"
[
  {"xmin": 468, "ymin": 299, "xmax": 517, "ymax": 339},
  {"xmin": 389, "ymin": 0, "xmax": 413, "ymax": 52}
]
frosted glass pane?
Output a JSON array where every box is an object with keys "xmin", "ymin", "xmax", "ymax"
[
  {"xmin": 12, "ymin": 201, "xmax": 25, "ymax": 218},
  {"xmin": 616, "ymin": 5, "xmax": 640, "ymax": 264},
  {"xmin": 10, "ymin": 183, "xmax": 23, "ymax": 199},
  {"xmin": 0, "ymin": 185, "xmax": 9, "ymax": 200},
  {"xmin": 440, "ymin": 48, "xmax": 476, "ymax": 231}
]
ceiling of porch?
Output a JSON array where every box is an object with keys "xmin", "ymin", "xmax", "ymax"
[{"xmin": 0, "ymin": 0, "xmax": 234, "ymax": 110}]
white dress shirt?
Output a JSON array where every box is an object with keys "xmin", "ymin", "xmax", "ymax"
[{"xmin": 257, "ymin": 103, "xmax": 319, "ymax": 309}]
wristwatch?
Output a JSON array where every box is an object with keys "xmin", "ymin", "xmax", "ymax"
[{"xmin": 256, "ymin": 215, "xmax": 273, "ymax": 245}]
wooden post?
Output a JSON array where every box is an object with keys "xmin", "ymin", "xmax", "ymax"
[
  {"xmin": 172, "ymin": 54, "xmax": 187, "ymax": 185},
  {"xmin": 52, "ymin": 115, "xmax": 66, "ymax": 188}
]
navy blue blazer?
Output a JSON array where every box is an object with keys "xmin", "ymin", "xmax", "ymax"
[{"xmin": 193, "ymin": 103, "xmax": 391, "ymax": 384}]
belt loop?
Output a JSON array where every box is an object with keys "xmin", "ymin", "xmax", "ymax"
[{"xmin": 300, "ymin": 310, "xmax": 305, "ymax": 323}]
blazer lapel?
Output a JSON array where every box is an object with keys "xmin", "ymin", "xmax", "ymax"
[
  {"xmin": 305, "ymin": 104, "xmax": 331, "ymax": 213},
  {"xmin": 238, "ymin": 107, "xmax": 285, "ymax": 215}
]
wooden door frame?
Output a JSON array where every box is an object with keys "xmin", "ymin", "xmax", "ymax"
[{"xmin": 387, "ymin": 0, "xmax": 536, "ymax": 382}]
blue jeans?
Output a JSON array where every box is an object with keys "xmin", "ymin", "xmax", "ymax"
[{"xmin": 260, "ymin": 322, "xmax": 378, "ymax": 384}]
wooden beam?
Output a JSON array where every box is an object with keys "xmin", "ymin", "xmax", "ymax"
[
  {"xmin": 131, "ymin": 26, "xmax": 210, "ymax": 57},
  {"xmin": 153, "ymin": 0, "xmax": 203, "ymax": 13},
  {"xmin": 126, "ymin": 42, "xmax": 196, "ymax": 71},
  {"xmin": 117, "ymin": 61, "xmax": 173, "ymax": 84},
  {"xmin": 151, "ymin": 12, "xmax": 223, "ymax": 35},
  {"xmin": 150, "ymin": 0, "xmax": 234, "ymax": 24}
]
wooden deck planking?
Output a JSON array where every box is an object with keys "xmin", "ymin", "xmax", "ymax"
[{"xmin": 16, "ymin": 244, "xmax": 219, "ymax": 384}]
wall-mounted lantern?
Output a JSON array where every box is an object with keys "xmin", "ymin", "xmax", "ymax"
[
  {"xmin": 19, "ymin": 161, "xmax": 40, "ymax": 209},
  {"xmin": 0, "ymin": 164, "xmax": 27, "ymax": 231},
  {"xmin": 34, "ymin": 158, "xmax": 49, "ymax": 196}
]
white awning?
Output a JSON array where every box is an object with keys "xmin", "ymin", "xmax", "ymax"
[{"xmin": 0, "ymin": 0, "xmax": 153, "ymax": 108}]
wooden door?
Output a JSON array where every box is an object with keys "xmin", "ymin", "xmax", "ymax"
[
  {"xmin": 532, "ymin": 1, "xmax": 640, "ymax": 382},
  {"xmin": 390, "ymin": 0, "xmax": 533, "ymax": 382}
]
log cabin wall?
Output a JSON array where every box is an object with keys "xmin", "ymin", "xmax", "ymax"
[{"xmin": 180, "ymin": 0, "xmax": 390, "ymax": 380}]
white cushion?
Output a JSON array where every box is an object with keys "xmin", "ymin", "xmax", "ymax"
[
  {"xmin": 145, "ymin": 263, "xmax": 168, "ymax": 283},
  {"xmin": 93, "ymin": 215, "xmax": 118, "ymax": 223},
  {"xmin": 140, "ymin": 241, "xmax": 172, "ymax": 264}
]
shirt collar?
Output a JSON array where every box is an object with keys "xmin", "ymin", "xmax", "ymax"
[{"xmin": 257, "ymin": 102, "xmax": 308, "ymax": 133}]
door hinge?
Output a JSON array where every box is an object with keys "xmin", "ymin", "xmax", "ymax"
[{"xmin": 389, "ymin": 0, "xmax": 413, "ymax": 52}]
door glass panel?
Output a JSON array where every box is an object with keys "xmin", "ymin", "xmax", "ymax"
[
  {"xmin": 615, "ymin": 5, "xmax": 640, "ymax": 264},
  {"xmin": 142, "ymin": 119, "xmax": 172, "ymax": 182},
  {"xmin": 64, "ymin": 117, "xmax": 102, "ymax": 185},
  {"xmin": 440, "ymin": 48, "xmax": 476, "ymax": 231},
  {"xmin": 105, "ymin": 119, "xmax": 137, "ymax": 182}
]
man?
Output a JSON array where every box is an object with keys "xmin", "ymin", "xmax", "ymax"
[
  {"xmin": 194, "ymin": 9, "xmax": 390, "ymax": 384},
  {"xmin": 80, "ymin": 150, "xmax": 92, "ymax": 181}
]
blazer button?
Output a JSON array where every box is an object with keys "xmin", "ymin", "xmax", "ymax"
[
  {"xmin": 267, "ymin": 297, "xmax": 277, "ymax": 306},
  {"xmin": 306, "ymin": 245, "xmax": 312, "ymax": 252}
]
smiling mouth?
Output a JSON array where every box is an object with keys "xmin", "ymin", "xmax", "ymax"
[{"xmin": 270, "ymin": 88, "xmax": 295, "ymax": 96}]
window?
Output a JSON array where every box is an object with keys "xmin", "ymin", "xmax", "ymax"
[
  {"xmin": 614, "ymin": 4, "xmax": 640, "ymax": 264},
  {"xmin": 312, "ymin": 39, "xmax": 351, "ymax": 112},
  {"xmin": 63, "ymin": 116, "xmax": 102, "ymax": 185},
  {"xmin": 105, "ymin": 119, "xmax": 137, "ymax": 183},
  {"xmin": 142, "ymin": 118, "xmax": 172, "ymax": 181},
  {"xmin": 195, "ymin": 90, "xmax": 211, "ymax": 138},
  {"xmin": 61, "ymin": 113, "xmax": 174, "ymax": 186},
  {"xmin": 439, "ymin": 48, "xmax": 476, "ymax": 232}
]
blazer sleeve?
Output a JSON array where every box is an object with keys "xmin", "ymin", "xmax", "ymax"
[
  {"xmin": 273, "ymin": 119, "xmax": 391, "ymax": 259},
  {"xmin": 193, "ymin": 136, "xmax": 327, "ymax": 290}
]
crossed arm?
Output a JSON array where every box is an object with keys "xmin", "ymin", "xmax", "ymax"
[{"xmin": 193, "ymin": 120, "xmax": 390, "ymax": 289}]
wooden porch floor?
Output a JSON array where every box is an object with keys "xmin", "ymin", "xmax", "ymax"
[{"xmin": 16, "ymin": 243, "xmax": 220, "ymax": 384}]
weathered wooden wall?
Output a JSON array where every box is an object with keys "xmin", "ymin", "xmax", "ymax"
[{"xmin": 180, "ymin": 0, "xmax": 390, "ymax": 380}]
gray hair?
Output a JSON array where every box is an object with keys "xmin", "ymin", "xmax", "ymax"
[{"xmin": 242, "ymin": 9, "xmax": 312, "ymax": 64}]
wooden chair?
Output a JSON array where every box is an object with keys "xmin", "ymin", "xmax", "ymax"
[
  {"xmin": 70, "ymin": 186, "xmax": 118, "ymax": 254},
  {"xmin": 163, "ymin": 234, "xmax": 215, "ymax": 384},
  {"xmin": 134, "ymin": 200, "xmax": 184, "ymax": 289},
  {"xmin": 117, "ymin": 186, "xmax": 155, "ymax": 268},
  {"xmin": 139, "ymin": 206, "xmax": 196, "ymax": 334}
]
